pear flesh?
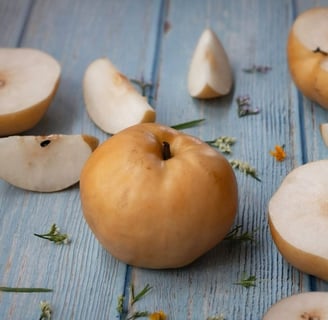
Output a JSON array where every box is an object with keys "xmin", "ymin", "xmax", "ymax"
[
  {"xmin": 320, "ymin": 123, "xmax": 328, "ymax": 147},
  {"xmin": 188, "ymin": 28, "xmax": 233, "ymax": 99},
  {"xmin": 263, "ymin": 292, "xmax": 328, "ymax": 319},
  {"xmin": 268, "ymin": 160, "xmax": 328, "ymax": 281},
  {"xmin": 0, "ymin": 134, "xmax": 99, "ymax": 192},
  {"xmin": 287, "ymin": 8, "xmax": 328, "ymax": 109},
  {"xmin": 83, "ymin": 58, "xmax": 156, "ymax": 134},
  {"xmin": 0, "ymin": 48, "xmax": 61, "ymax": 136}
]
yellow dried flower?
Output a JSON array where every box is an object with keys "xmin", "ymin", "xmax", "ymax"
[
  {"xmin": 149, "ymin": 310, "xmax": 167, "ymax": 320},
  {"xmin": 270, "ymin": 145, "xmax": 286, "ymax": 162}
]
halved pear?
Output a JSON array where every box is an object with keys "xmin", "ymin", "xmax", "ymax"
[
  {"xmin": 0, "ymin": 48, "xmax": 61, "ymax": 136},
  {"xmin": 0, "ymin": 134, "xmax": 99, "ymax": 192},
  {"xmin": 263, "ymin": 292, "xmax": 328, "ymax": 319},
  {"xmin": 83, "ymin": 58, "xmax": 156, "ymax": 134},
  {"xmin": 268, "ymin": 160, "xmax": 328, "ymax": 281},
  {"xmin": 287, "ymin": 7, "xmax": 328, "ymax": 109},
  {"xmin": 187, "ymin": 28, "xmax": 233, "ymax": 99},
  {"xmin": 320, "ymin": 123, "xmax": 328, "ymax": 146}
]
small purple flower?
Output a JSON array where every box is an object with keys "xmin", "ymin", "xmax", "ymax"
[{"xmin": 236, "ymin": 95, "xmax": 260, "ymax": 117}]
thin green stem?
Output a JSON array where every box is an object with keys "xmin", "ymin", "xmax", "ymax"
[
  {"xmin": 170, "ymin": 119, "xmax": 205, "ymax": 130},
  {"xmin": 131, "ymin": 284, "xmax": 152, "ymax": 306},
  {"xmin": 0, "ymin": 287, "xmax": 52, "ymax": 293}
]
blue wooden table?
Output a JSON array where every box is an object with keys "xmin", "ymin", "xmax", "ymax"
[{"xmin": 1, "ymin": 1, "xmax": 328, "ymax": 319}]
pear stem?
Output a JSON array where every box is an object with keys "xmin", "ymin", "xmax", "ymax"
[
  {"xmin": 162, "ymin": 141, "xmax": 171, "ymax": 160},
  {"xmin": 313, "ymin": 47, "xmax": 328, "ymax": 56}
]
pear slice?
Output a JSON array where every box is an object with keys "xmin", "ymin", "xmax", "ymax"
[
  {"xmin": 320, "ymin": 123, "xmax": 328, "ymax": 146},
  {"xmin": 263, "ymin": 292, "xmax": 328, "ymax": 319},
  {"xmin": 83, "ymin": 58, "xmax": 156, "ymax": 134},
  {"xmin": 0, "ymin": 134, "xmax": 99, "ymax": 192},
  {"xmin": 187, "ymin": 28, "xmax": 233, "ymax": 99},
  {"xmin": 268, "ymin": 160, "xmax": 328, "ymax": 281},
  {"xmin": 0, "ymin": 48, "xmax": 61, "ymax": 136}
]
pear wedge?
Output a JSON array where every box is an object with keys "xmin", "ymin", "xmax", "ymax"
[
  {"xmin": 263, "ymin": 292, "xmax": 328, "ymax": 319},
  {"xmin": 320, "ymin": 123, "xmax": 328, "ymax": 146},
  {"xmin": 0, "ymin": 48, "xmax": 61, "ymax": 136},
  {"xmin": 268, "ymin": 160, "xmax": 328, "ymax": 281},
  {"xmin": 0, "ymin": 134, "xmax": 99, "ymax": 192},
  {"xmin": 187, "ymin": 28, "xmax": 233, "ymax": 99},
  {"xmin": 83, "ymin": 58, "xmax": 156, "ymax": 134}
]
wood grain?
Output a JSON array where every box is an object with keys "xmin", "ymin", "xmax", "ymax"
[{"xmin": 1, "ymin": 0, "xmax": 328, "ymax": 319}]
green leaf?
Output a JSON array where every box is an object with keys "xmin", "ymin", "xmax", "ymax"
[
  {"xmin": 234, "ymin": 274, "xmax": 257, "ymax": 288},
  {"xmin": 0, "ymin": 287, "xmax": 53, "ymax": 293},
  {"xmin": 170, "ymin": 118, "xmax": 205, "ymax": 130}
]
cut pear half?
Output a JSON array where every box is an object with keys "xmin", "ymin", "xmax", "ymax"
[
  {"xmin": 187, "ymin": 28, "xmax": 233, "ymax": 99},
  {"xmin": 268, "ymin": 160, "xmax": 328, "ymax": 281},
  {"xmin": 83, "ymin": 58, "xmax": 156, "ymax": 134},
  {"xmin": 287, "ymin": 7, "xmax": 328, "ymax": 109},
  {"xmin": 263, "ymin": 292, "xmax": 328, "ymax": 319},
  {"xmin": 0, "ymin": 134, "xmax": 99, "ymax": 192},
  {"xmin": 0, "ymin": 48, "xmax": 61, "ymax": 136}
]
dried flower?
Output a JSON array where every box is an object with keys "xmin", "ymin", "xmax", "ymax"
[
  {"xmin": 243, "ymin": 64, "xmax": 272, "ymax": 74},
  {"xmin": 117, "ymin": 295, "xmax": 124, "ymax": 314},
  {"xmin": 149, "ymin": 310, "xmax": 167, "ymax": 320},
  {"xmin": 236, "ymin": 95, "xmax": 260, "ymax": 117},
  {"xmin": 229, "ymin": 159, "xmax": 261, "ymax": 182},
  {"xmin": 206, "ymin": 136, "xmax": 236, "ymax": 154},
  {"xmin": 34, "ymin": 224, "xmax": 70, "ymax": 245},
  {"xmin": 39, "ymin": 301, "xmax": 52, "ymax": 320},
  {"xmin": 207, "ymin": 315, "xmax": 225, "ymax": 320},
  {"xmin": 270, "ymin": 145, "xmax": 286, "ymax": 162}
]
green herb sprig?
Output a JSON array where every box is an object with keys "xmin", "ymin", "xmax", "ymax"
[
  {"xmin": 0, "ymin": 287, "xmax": 52, "ymax": 293},
  {"xmin": 234, "ymin": 273, "xmax": 257, "ymax": 288},
  {"xmin": 170, "ymin": 118, "xmax": 205, "ymax": 130},
  {"xmin": 34, "ymin": 224, "xmax": 70, "ymax": 245},
  {"xmin": 130, "ymin": 283, "xmax": 152, "ymax": 306},
  {"xmin": 224, "ymin": 225, "xmax": 256, "ymax": 243},
  {"xmin": 117, "ymin": 284, "xmax": 152, "ymax": 320}
]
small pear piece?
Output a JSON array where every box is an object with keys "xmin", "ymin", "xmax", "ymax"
[
  {"xmin": 83, "ymin": 58, "xmax": 156, "ymax": 134},
  {"xmin": 0, "ymin": 48, "xmax": 61, "ymax": 136},
  {"xmin": 0, "ymin": 134, "xmax": 99, "ymax": 192},
  {"xmin": 187, "ymin": 28, "xmax": 233, "ymax": 99},
  {"xmin": 268, "ymin": 160, "xmax": 328, "ymax": 281},
  {"xmin": 320, "ymin": 123, "xmax": 328, "ymax": 146},
  {"xmin": 263, "ymin": 292, "xmax": 328, "ymax": 319}
]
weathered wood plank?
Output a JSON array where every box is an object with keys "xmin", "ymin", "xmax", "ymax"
[
  {"xmin": 2, "ymin": 0, "xmax": 328, "ymax": 319},
  {"xmin": 0, "ymin": 0, "xmax": 162, "ymax": 319},
  {"xmin": 291, "ymin": 0, "xmax": 328, "ymax": 293},
  {"xmin": 129, "ymin": 0, "xmax": 312, "ymax": 319},
  {"xmin": 0, "ymin": 0, "xmax": 33, "ymax": 46}
]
